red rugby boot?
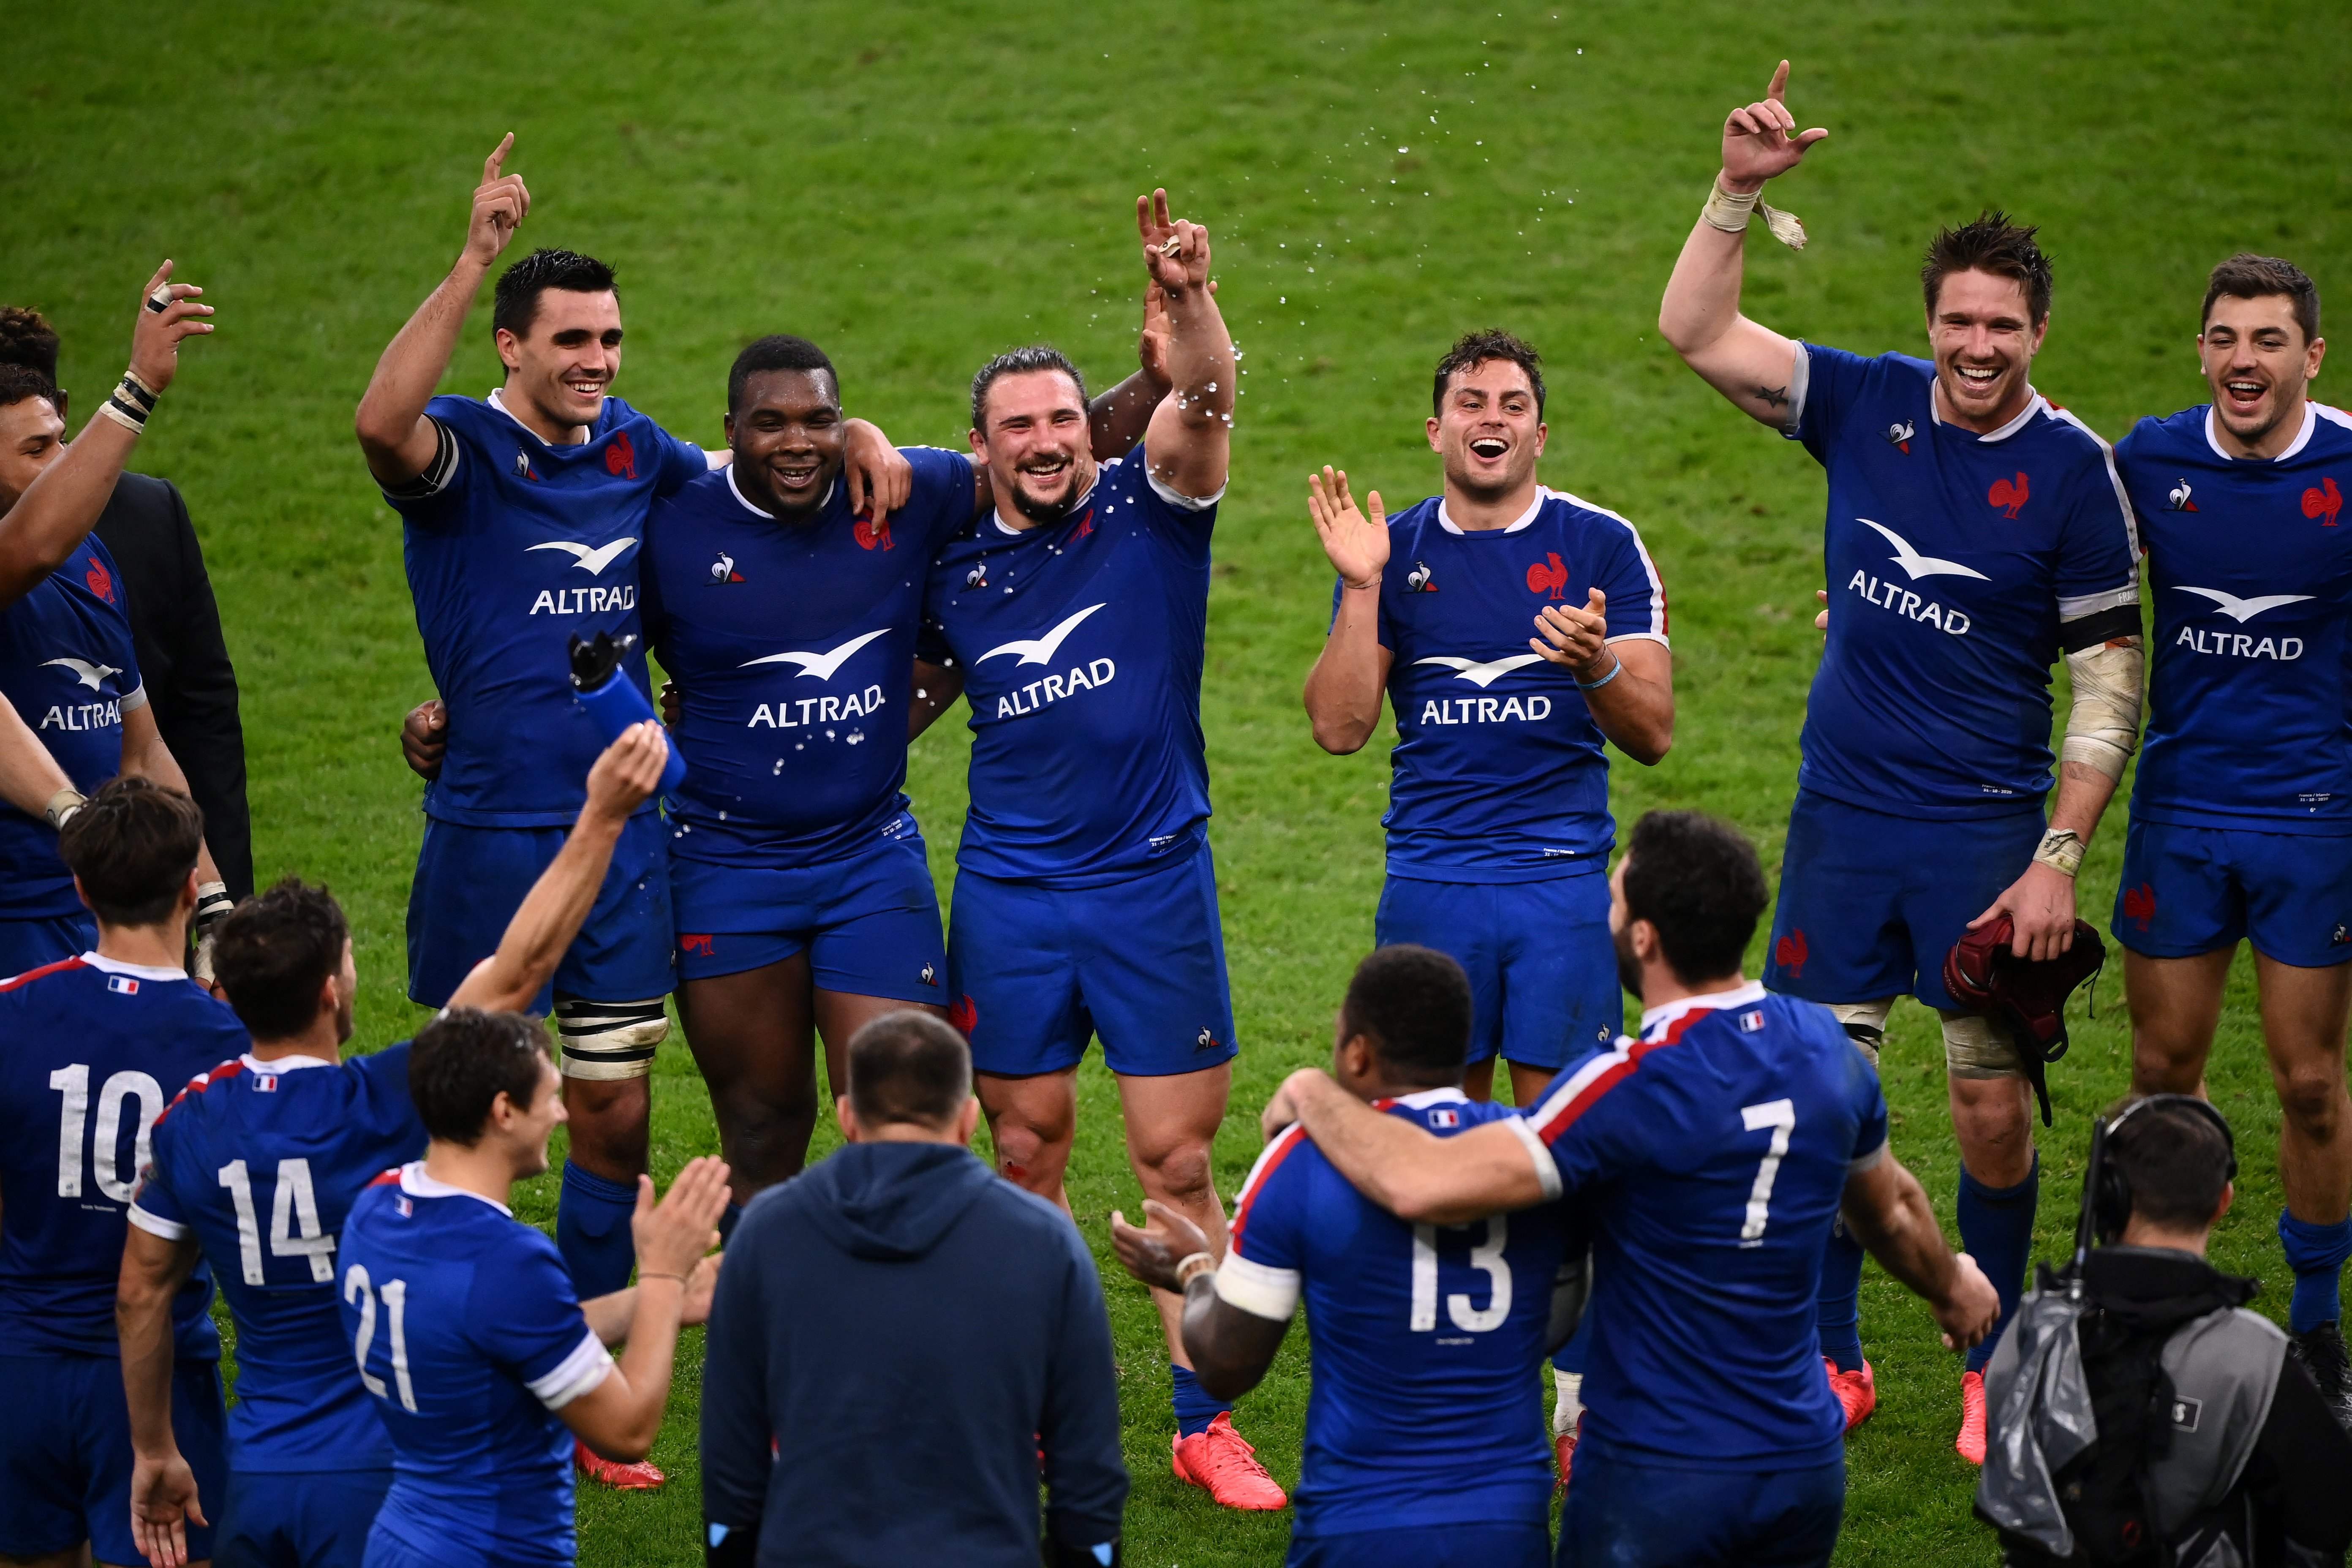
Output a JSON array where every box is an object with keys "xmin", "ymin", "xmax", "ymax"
[
  {"xmin": 1171, "ymin": 1413, "xmax": 1287, "ymax": 1511},
  {"xmin": 1955, "ymin": 1370, "xmax": 1989, "ymax": 1465},
  {"xmin": 577, "ymin": 1439, "xmax": 666, "ymax": 1490},
  {"xmin": 1825, "ymin": 1356, "xmax": 1877, "ymax": 1433}
]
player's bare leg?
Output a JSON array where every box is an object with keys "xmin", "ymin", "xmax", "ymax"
[
  {"xmin": 2125, "ymin": 947, "xmax": 2233, "ymax": 1097},
  {"xmin": 976, "ymin": 1067, "xmax": 1079, "ymax": 1213},
  {"xmin": 562, "ymin": 1078, "xmax": 651, "ymax": 1189},
  {"xmin": 1943, "ymin": 1017, "xmax": 2042, "ymax": 1463},
  {"xmin": 2252, "ymin": 953, "xmax": 2352, "ymax": 1225},
  {"xmin": 813, "ymin": 988, "xmax": 945, "ymax": 1076},
  {"xmin": 678, "ymin": 956, "xmax": 824, "ymax": 1204}
]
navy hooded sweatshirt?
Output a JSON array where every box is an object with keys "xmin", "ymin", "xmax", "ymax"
[{"xmin": 701, "ymin": 1140, "xmax": 1128, "ymax": 1567}]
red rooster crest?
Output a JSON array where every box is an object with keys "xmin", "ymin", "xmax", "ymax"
[
  {"xmin": 1988, "ymin": 471, "xmax": 2031, "ymax": 519},
  {"xmin": 853, "ymin": 514, "xmax": 893, "ymax": 551},
  {"xmin": 84, "ymin": 556, "xmax": 116, "ymax": 604},
  {"xmin": 1525, "ymin": 552, "xmax": 1569, "ymax": 600},
  {"xmin": 2121, "ymin": 884, "xmax": 2156, "ymax": 932},
  {"xmin": 947, "ymin": 995, "xmax": 978, "ymax": 1036},
  {"xmin": 604, "ymin": 429, "xmax": 637, "ymax": 479},
  {"xmin": 2303, "ymin": 477, "xmax": 2342, "ymax": 527},
  {"xmin": 1774, "ymin": 930, "xmax": 1808, "ymax": 978}
]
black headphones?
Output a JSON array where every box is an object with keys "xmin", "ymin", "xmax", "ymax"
[{"xmin": 2088, "ymin": 1094, "xmax": 2238, "ymax": 1245}]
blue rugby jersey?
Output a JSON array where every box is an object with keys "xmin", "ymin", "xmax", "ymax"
[
  {"xmin": 389, "ymin": 391, "xmax": 704, "ymax": 827},
  {"xmin": 0, "ymin": 952, "xmax": 247, "ymax": 1358},
  {"xmin": 1786, "ymin": 347, "xmax": 2140, "ymax": 817},
  {"xmin": 129, "ymin": 1044, "xmax": 423, "ymax": 1469},
  {"xmin": 0, "ymin": 534, "xmax": 145, "ymax": 920},
  {"xmin": 340, "ymin": 1162, "xmax": 611, "ymax": 1568},
  {"xmin": 1359, "ymin": 487, "xmax": 1667, "ymax": 880},
  {"xmin": 1222, "ymin": 1089, "xmax": 1569, "ymax": 1537},
  {"xmin": 1519, "ymin": 984, "xmax": 1886, "ymax": 1470},
  {"xmin": 920, "ymin": 445, "xmax": 1220, "ymax": 888},
  {"xmin": 642, "ymin": 449, "xmax": 974, "ymax": 868},
  {"xmin": 2119, "ymin": 401, "xmax": 2352, "ymax": 832}
]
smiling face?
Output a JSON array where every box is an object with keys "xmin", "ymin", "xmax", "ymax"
[
  {"xmin": 727, "ymin": 367, "xmax": 847, "ymax": 519},
  {"xmin": 1925, "ymin": 269, "xmax": 2047, "ymax": 432},
  {"xmin": 2201, "ymin": 293, "xmax": 2326, "ymax": 455},
  {"xmin": 503, "ymin": 1055, "xmax": 568, "ymax": 1182},
  {"xmin": 495, "ymin": 288, "xmax": 623, "ymax": 440},
  {"xmin": 0, "ymin": 395, "xmax": 65, "ymax": 517},
  {"xmin": 1427, "ymin": 357, "xmax": 1546, "ymax": 502},
  {"xmin": 972, "ymin": 368, "xmax": 1096, "ymax": 528}
]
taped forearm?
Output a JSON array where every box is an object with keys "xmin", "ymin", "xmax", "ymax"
[{"xmin": 2060, "ymin": 637, "xmax": 2144, "ymax": 781}]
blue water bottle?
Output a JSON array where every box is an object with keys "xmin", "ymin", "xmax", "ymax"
[{"xmin": 568, "ymin": 632, "xmax": 686, "ymax": 797}]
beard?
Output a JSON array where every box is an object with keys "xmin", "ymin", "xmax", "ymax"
[
  {"xmin": 1614, "ymin": 926, "xmax": 1643, "ymax": 1004},
  {"xmin": 1010, "ymin": 464, "xmax": 1085, "ymax": 525}
]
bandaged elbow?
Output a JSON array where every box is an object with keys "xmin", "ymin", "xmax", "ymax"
[{"xmin": 2060, "ymin": 640, "xmax": 2144, "ymax": 781}]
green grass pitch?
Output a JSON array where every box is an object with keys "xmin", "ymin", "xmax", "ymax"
[{"xmin": 9, "ymin": 2, "xmax": 2351, "ymax": 1562}]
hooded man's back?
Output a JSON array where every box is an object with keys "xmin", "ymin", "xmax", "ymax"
[{"xmin": 701, "ymin": 1139, "xmax": 1128, "ymax": 1567}]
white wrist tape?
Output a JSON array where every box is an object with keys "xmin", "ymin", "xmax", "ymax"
[
  {"xmin": 2033, "ymin": 829, "xmax": 2086, "ymax": 878},
  {"xmin": 2061, "ymin": 639, "xmax": 2144, "ymax": 781},
  {"xmin": 1701, "ymin": 178, "xmax": 1809, "ymax": 250},
  {"xmin": 43, "ymin": 788, "xmax": 87, "ymax": 830},
  {"xmin": 1175, "ymin": 1252, "xmax": 1217, "ymax": 1289}
]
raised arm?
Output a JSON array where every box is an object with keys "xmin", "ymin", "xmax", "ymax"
[
  {"xmin": 119, "ymin": 704, "xmax": 224, "ymax": 896},
  {"xmin": 1086, "ymin": 278, "xmax": 1217, "ymax": 462},
  {"xmin": 1840, "ymin": 1149, "xmax": 2000, "ymax": 1350},
  {"xmin": 354, "ymin": 136, "xmax": 529, "ymax": 490},
  {"xmin": 1301, "ymin": 467, "xmax": 1393, "ymax": 754},
  {"xmin": 1657, "ymin": 60, "xmax": 1827, "ymax": 429},
  {"xmin": 1266, "ymin": 1067, "xmax": 1548, "ymax": 1225},
  {"xmin": 446, "ymin": 721, "xmax": 666, "ymax": 1013},
  {"xmin": 1136, "ymin": 190, "xmax": 1233, "ymax": 501},
  {"xmin": 0, "ymin": 262, "xmax": 214, "ymax": 608}
]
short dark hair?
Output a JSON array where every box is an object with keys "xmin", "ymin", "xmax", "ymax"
[
  {"xmin": 1922, "ymin": 211, "xmax": 2053, "ymax": 325},
  {"xmin": 2202, "ymin": 253, "xmax": 2322, "ymax": 345},
  {"xmin": 0, "ymin": 307, "xmax": 61, "ymax": 383},
  {"xmin": 846, "ymin": 1010, "xmax": 971, "ymax": 1130},
  {"xmin": 970, "ymin": 346, "xmax": 1087, "ymax": 431},
  {"xmin": 1432, "ymin": 329, "xmax": 1546, "ymax": 419},
  {"xmin": 0, "ymin": 363, "xmax": 59, "ymax": 414},
  {"xmin": 2108, "ymin": 1098, "xmax": 2234, "ymax": 1230},
  {"xmin": 57, "ymin": 777, "xmax": 204, "ymax": 927},
  {"xmin": 492, "ymin": 248, "xmax": 620, "ymax": 339},
  {"xmin": 728, "ymin": 334, "xmax": 838, "ymax": 417},
  {"xmin": 1340, "ymin": 945, "xmax": 1472, "ymax": 1088},
  {"xmin": 212, "ymin": 878, "xmax": 348, "ymax": 1042},
  {"xmin": 1622, "ymin": 810, "xmax": 1771, "ymax": 986},
  {"xmin": 409, "ymin": 1008, "xmax": 552, "ymax": 1145}
]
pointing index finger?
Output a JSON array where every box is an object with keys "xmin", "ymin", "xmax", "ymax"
[
  {"xmin": 484, "ymin": 132, "xmax": 513, "ymax": 185},
  {"xmin": 1767, "ymin": 58, "xmax": 1791, "ymax": 103}
]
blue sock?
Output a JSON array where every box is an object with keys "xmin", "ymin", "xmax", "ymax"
[
  {"xmin": 1171, "ymin": 1364, "xmax": 1226, "ymax": 1438},
  {"xmin": 556, "ymin": 1161, "xmax": 639, "ymax": 1298},
  {"xmin": 1552, "ymin": 1314, "xmax": 1591, "ymax": 1375},
  {"xmin": 2279, "ymin": 1211, "xmax": 2352, "ymax": 1334},
  {"xmin": 717, "ymin": 1200, "xmax": 744, "ymax": 1246},
  {"xmin": 1957, "ymin": 1154, "xmax": 2039, "ymax": 1375},
  {"xmin": 1817, "ymin": 1217, "xmax": 1867, "ymax": 1373}
]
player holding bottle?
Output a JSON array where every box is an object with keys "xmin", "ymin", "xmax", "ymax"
[
  {"xmin": 116, "ymin": 723, "xmax": 669, "ymax": 1568},
  {"xmin": 2111, "ymin": 253, "xmax": 2352, "ymax": 1423},
  {"xmin": 353, "ymin": 134, "xmax": 904, "ymax": 1464},
  {"xmin": 1658, "ymin": 61, "xmax": 2144, "ymax": 1459},
  {"xmin": 920, "ymin": 191, "xmax": 1281, "ymax": 1507}
]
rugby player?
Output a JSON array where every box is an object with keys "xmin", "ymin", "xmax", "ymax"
[
  {"xmin": 1112, "ymin": 943, "xmax": 1583, "ymax": 1567},
  {"xmin": 0, "ymin": 779, "xmax": 250, "ymax": 1568},
  {"xmin": 0, "ymin": 267, "xmax": 232, "ymax": 980},
  {"xmin": 1265, "ymin": 811, "xmax": 2000, "ymax": 1568},
  {"xmin": 2110, "ymin": 254, "xmax": 2352, "ymax": 1419},
  {"xmin": 1657, "ymin": 61, "xmax": 2144, "ymax": 1458},
  {"xmin": 115, "ymin": 723, "xmax": 669, "ymax": 1568},
  {"xmin": 351, "ymin": 135, "xmax": 908, "ymax": 1397},
  {"xmin": 336, "ymin": 1025, "xmax": 729, "ymax": 1568},
  {"xmin": 919, "ymin": 191, "xmax": 1281, "ymax": 1506},
  {"xmin": 639, "ymin": 306, "xmax": 1171, "ymax": 1211}
]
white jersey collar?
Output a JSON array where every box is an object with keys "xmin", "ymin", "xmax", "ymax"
[
  {"xmin": 1437, "ymin": 487, "xmax": 1547, "ymax": 536},
  {"xmin": 400, "ymin": 1160, "xmax": 513, "ymax": 1217},
  {"xmin": 1639, "ymin": 979, "xmax": 1769, "ymax": 1035},
  {"xmin": 487, "ymin": 387, "xmax": 592, "ymax": 448},
  {"xmin": 81, "ymin": 950, "xmax": 190, "ymax": 983},
  {"xmin": 241, "ymin": 1052, "xmax": 335, "ymax": 1074},
  {"xmin": 1392, "ymin": 1086, "xmax": 1472, "ymax": 1108},
  {"xmin": 1930, "ymin": 384, "xmax": 2045, "ymax": 445},
  {"xmin": 2203, "ymin": 400, "xmax": 2316, "ymax": 462},
  {"xmin": 992, "ymin": 474, "xmax": 1102, "ymax": 537},
  {"xmin": 726, "ymin": 463, "xmax": 833, "ymax": 519}
]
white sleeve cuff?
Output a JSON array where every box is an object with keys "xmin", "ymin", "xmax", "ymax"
[
  {"xmin": 119, "ymin": 683, "xmax": 149, "ymax": 714},
  {"xmin": 1504, "ymin": 1115, "xmax": 1565, "ymax": 1202},
  {"xmin": 530, "ymin": 1329, "xmax": 614, "ymax": 1410},
  {"xmin": 126, "ymin": 1203, "xmax": 186, "ymax": 1241},
  {"xmin": 1849, "ymin": 1138, "xmax": 1889, "ymax": 1175},
  {"xmin": 1212, "ymin": 1252, "xmax": 1301, "ymax": 1322},
  {"xmin": 1145, "ymin": 467, "xmax": 1225, "ymax": 512},
  {"xmin": 1780, "ymin": 342, "xmax": 1810, "ymax": 440}
]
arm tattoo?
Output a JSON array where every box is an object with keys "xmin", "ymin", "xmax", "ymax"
[{"xmin": 1752, "ymin": 384, "xmax": 1790, "ymax": 409}]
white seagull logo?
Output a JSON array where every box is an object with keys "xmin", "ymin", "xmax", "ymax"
[
  {"xmin": 2174, "ymin": 586, "xmax": 2314, "ymax": 623},
  {"xmin": 42, "ymin": 657, "xmax": 121, "ymax": 691},
  {"xmin": 1414, "ymin": 653, "xmax": 1546, "ymax": 689},
  {"xmin": 976, "ymin": 603, "xmax": 1107, "ymax": 667},
  {"xmin": 527, "ymin": 538, "xmax": 639, "ymax": 576},
  {"xmin": 1857, "ymin": 519, "xmax": 1988, "ymax": 581},
  {"xmin": 740, "ymin": 627, "xmax": 892, "ymax": 681}
]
